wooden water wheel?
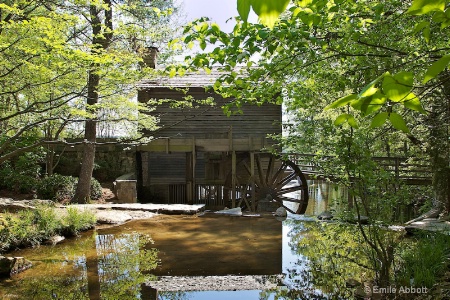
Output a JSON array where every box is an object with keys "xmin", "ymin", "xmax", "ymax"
[{"xmin": 223, "ymin": 152, "xmax": 309, "ymax": 214}]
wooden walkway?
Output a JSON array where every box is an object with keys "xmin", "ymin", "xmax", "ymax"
[{"xmin": 288, "ymin": 154, "xmax": 432, "ymax": 185}]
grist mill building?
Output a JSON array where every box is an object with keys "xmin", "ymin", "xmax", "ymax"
[{"xmin": 135, "ymin": 48, "xmax": 308, "ymax": 214}]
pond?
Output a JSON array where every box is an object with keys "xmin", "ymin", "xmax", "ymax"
[{"xmin": 0, "ymin": 181, "xmax": 412, "ymax": 299}]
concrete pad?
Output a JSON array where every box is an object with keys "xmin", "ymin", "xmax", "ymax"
[{"xmin": 73, "ymin": 203, "xmax": 205, "ymax": 215}]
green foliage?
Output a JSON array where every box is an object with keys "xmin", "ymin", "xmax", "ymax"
[
  {"xmin": 61, "ymin": 206, "xmax": 96, "ymax": 236},
  {"xmin": 0, "ymin": 232, "xmax": 158, "ymax": 299},
  {"xmin": 36, "ymin": 174, "xmax": 103, "ymax": 202},
  {"xmin": 0, "ymin": 205, "xmax": 96, "ymax": 253},
  {"xmin": 34, "ymin": 205, "xmax": 61, "ymax": 237},
  {"xmin": 0, "ymin": 151, "xmax": 44, "ymax": 193},
  {"xmin": 396, "ymin": 233, "xmax": 450, "ymax": 288},
  {"xmin": 0, "ymin": 0, "xmax": 182, "ymax": 166},
  {"xmin": 237, "ymin": 0, "xmax": 290, "ymax": 28},
  {"xmin": 0, "ymin": 210, "xmax": 39, "ymax": 251},
  {"xmin": 0, "ymin": 199, "xmax": 99, "ymax": 251},
  {"xmin": 37, "ymin": 174, "xmax": 78, "ymax": 202},
  {"xmin": 89, "ymin": 177, "xmax": 103, "ymax": 200}
]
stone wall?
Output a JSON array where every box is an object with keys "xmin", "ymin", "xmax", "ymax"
[{"xmin": 53, "ymin": 144, "xmax": 136, "ymax": 183}]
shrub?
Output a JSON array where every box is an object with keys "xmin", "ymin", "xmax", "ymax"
[
  {"xmin": 0, "ymin": 206, "xmax": 97, "ymax": 253},
  {"xmin": 0, "ymin": 151, "xmax": 43, "ymax": 193},
  {"xmin": 37, "ymin": 174, "xmax": 103, "ymax": 202},
  {"xmin": 37, "ymin": 174, "xmax": 77, "ymax": 202},
  {"xmin": 62, "ymin": 206, "xmax": 96, "ymax": 236},
  {"xmin": 89, "ymin": 177, "xmax": 103, "ymax": 200},
  {"xmin": 396, "ymin": 233, "xmax": 450, "ymax": 288},
  {"xmin": 34, "ymin": 205, "xmax": 60, "ymax": 237},
  {"xmin": 0, "ymin": 209, "xmax": 50, "ymax": 252}
]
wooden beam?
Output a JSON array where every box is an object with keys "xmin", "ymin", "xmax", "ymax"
[
  {"xmin": 186, "ymin": 152, "xmax": 193, "ymax": 205},
  {"xmin": 250, "ymin": 152, "xmax": 256, "ymax": 212},
  {"xmin": 137, "ymin": 138, "xmax": 272, "ymax": 152},
  {"xmin": 232, "ymin": 151, "xmax": 236, "ymax": 208},
  {"xmin": 192, "ymin": 137, "xmax": 196, "ymax": 204}
]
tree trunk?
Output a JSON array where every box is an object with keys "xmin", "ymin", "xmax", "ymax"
[
  {"xmin": 73, "ymin": 70, "xmax": 99, "ymax": 203},
  {"xmin": 73, "ymin": 2, "xmax": 112, "ymax": 203},
  {"xmin": 430, "ymin": 72, "xmax": 450, "ymax": 213},
  {"xmin": 405, "ymin": 73, "xmax": 450, "ymax": 223}
]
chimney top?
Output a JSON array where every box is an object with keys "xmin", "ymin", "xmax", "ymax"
[{"xmin": 143, "ymin": 47, "xmax": 159, "ymax": 69}]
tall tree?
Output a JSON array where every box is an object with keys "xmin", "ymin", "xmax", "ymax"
[
  {"xmin": 0, "ymin": 0, "xmax": 182, "ymax": 200},
  {"xmin": 178, "ymin": 0, "xmax": 450, "ymax": 215},
  {"xmin": 73, "ymin": 1, "xmax": 112, "ymax": 203},
  {"xmin": 0, "ymin": 1, "xmax": 87, "ymax": 163}
]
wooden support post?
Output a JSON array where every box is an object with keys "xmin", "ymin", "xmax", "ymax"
[
  {"xmin": 228, "ymin": 126, "xmax": 233, "ymax": 152},
  {"xmin": 165, "ymin": 138, "xmax": 169, "ymax": 153},
  {"xmin": 232, "ymin": 151, "xmax": 236, "ymax": 208},
  {"xmin": 135, "ymin": 150, "xmax": 143, "ymax": 202},
  {"xmin": 186, "ymin": 152, "xmax": 193, "ymax": 205},
  {"xmin": 186, "ymin": 140, "xmax": 196, "ymax": 205},
  {"xmin": 192, "ymin": 137, "xmax": 196, "ymax": 204},
  {"xmin": 250, "ymin": 152, "xmax": 256, "ymax": 212}
]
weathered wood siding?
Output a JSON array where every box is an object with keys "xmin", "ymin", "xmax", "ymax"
[
  {"xmin": 138, "ymin": 87, "xmax": 282, "ymax": 139},
  {"xmin": 144, "ymin": 152, "xmax": 206, "ymax": 184}
]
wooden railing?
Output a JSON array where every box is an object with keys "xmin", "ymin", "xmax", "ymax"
[{"xmin": 288, "ymin": 153, "xmax": 432, "ymax": 185}]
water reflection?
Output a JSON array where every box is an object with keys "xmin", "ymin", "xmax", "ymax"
[
  {"xmin": 0, "ymin": 232, "xmax": 158, "ymax": 300},
  {"xmin": 305, "ymin": 180, "xmax": 348, "ymax": 216},
  {"xmin": 0, "ymin": 181, "xmax": 392, "ymax": 300},
  {"xmin": 280, "ymin": 220, "xmax": 374, "ymax": 299}
]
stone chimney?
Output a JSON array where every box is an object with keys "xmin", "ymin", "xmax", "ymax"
[{"xmin": 142, "ymin": 46, "xmax": 159, "ymax": 69}]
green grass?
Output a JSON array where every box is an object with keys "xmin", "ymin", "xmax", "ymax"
[
  {"xmin": 0, "ymin": 205, "xmax": 96, "ymax": 253},
  {"xmin": 396, "ymin": 232, "xmax": 450, "ymax": 288}
]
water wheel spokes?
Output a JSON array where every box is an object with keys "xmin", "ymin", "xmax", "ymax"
[
  {"xmin": 224, "ymin": 152, "xmax": 309, "ymax": 214},
  {"xmin": 234, "ymin": 178, "xmax": 252, "ymax": 210}
]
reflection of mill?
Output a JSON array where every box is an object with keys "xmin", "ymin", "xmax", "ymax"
[
  {"xmin": 304, "ymin": 180, "xmax": 349, "ymax": 216},
  {"xmin": 84, "ymin": 215, "xmax": 284, "ymax": 299},
  {"xmin": 147, "ymin": 214, "xmax": 283, "ymax": 298}
]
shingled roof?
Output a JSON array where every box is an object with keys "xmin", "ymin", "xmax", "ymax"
[{"xmin": 137, "ymin": 68, "xmax": 225, "ymax": 89}]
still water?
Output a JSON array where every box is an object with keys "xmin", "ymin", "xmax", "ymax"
[{"xmin": 0, "ymin": 181, "xmax": 370, "ymax": 300}]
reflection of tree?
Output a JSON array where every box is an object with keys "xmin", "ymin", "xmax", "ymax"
[
  {"xmin": 277, "ymin": 221, "xmax": 371, "ymax": 299},
  {"xmin": 1, "ymin": 232, "xmax": 158, "ymax": 300},
  {"xmin": 94, "ymin": 233, "xmax": 158, "ymax": 299},
  {"xmin": 276, "ymin": 220, "xmax": 404, "ymax": 300}
]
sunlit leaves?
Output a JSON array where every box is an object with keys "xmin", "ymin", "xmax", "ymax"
[
  {"xmin": 413, "ymin": 21, "xmax": 431, "ymax": 42},
  {"xmin": 369, "ymin": 112, "xmax": 410, "ymax": 133},
  {"xmin": 432, "ymin": 9, "xmax": 450, "ymax": 28},
  {"xmin": 407, "ymin": 0, "xmax": 446, "ymax": 15},
  {"xmin": 422, "ymin": 54, "xmax": 450, "ymax": 84},
  {"xmin": 370, "ymin": 112, "xmax": 389, "ymax": 128},
  {"xmin": 237, "ymin": 0, "xmax": 290, "ymax": 28},
  {"xmin": 324, "ymin": 94, "xmax": 358, "ymax": 110},
  {"xmin": 0, "ymin": 0, "xmax": 178, "ymax": 163},
  {"xmin": 389, "ymin": 113, "xmax": 410, "ymax": 133},
  {"xmin": 237, "ymin": 0, "xmax": 251, "ymax": 23},
  {"xmin": 402, "ymin": 93, "xmax": 426, "ymax": 113},
  {"xmin": 334, "ymin": 114, "xmax": 358, "ymax": 129},
  {"xmin": 351, "ymin": 91, "xmax": 386, "ymax": 116},
  {"xmin": 358, "ymin": 73, "xmax": 386, "ymax": 98},
  {"xmin": 382, "ymin": 72, "xmax": 414, "ymax": 102}
]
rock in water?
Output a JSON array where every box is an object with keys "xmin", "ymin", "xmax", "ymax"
[
  {"xmin": 0, "ymin": 256, "xmax": 32, "ymax": 277},
  {"xmin": 274, "ymin": 207, "xmax": 287, "ymax": 217},
  {"xmin": 215, "ymin": 207, "xmax": 242, "ymax": 215},
  {"xmin": 317, "ymin": 211, "xmax": 333, "ymax": 220},
  {"xmin": 44, "ymin": 235, "xmax": 65, "ymax": 245}
]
